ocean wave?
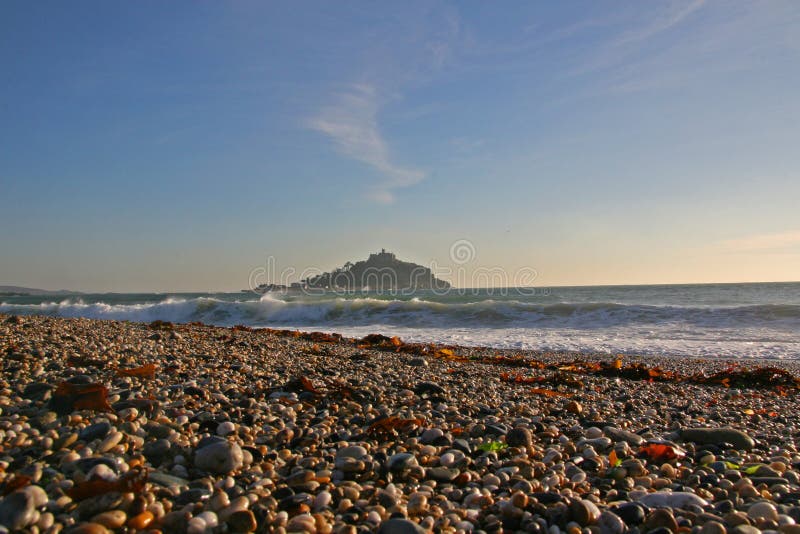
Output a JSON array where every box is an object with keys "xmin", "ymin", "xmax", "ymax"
[{"xmin": 2, "ymin": 295, "xmax": 799, "ymax": 330}]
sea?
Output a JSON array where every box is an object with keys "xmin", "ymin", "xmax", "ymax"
[{"xmin": 2, "ymin": 282, "xmax": 799, "ymax": 360}]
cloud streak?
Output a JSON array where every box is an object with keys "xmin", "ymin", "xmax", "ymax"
[
  {"xmin": 306, "ymin": 84, "xmax": 424, "ymax": 203},
  {"xmin": 612, "ymin": 0, "xmax": 706, "ymax": 47},
  {"xmin": 720, "ymin": 230, "xmax": 800, "ymax": 253}
]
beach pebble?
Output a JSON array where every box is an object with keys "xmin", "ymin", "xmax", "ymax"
[
  {"xmin": 217, "ymin": 421, "xmax": 236, "ymax": 436},
  {"xmin": 701, "ymin": 520, "xmax": 729, "ymax": 534},
  {"xmin": 337, "ymin": 445, "xmax": 367, "ymax": 459},
  {"xmin": 377, "ymin": 517, "xmax": 427, "ymax": 533},
  {"xmin": 570, "ymin": 499, "xmax": 601, "ymax": 526},
  {"xmin": 0, "ymin": 487, "xmax": 46, "ymax": 530},
  {"xmin": 195, "ymin": 441, "xmax": 244, "ymax": 474},
  {"xmin": 749, "ymin": 502, "xmax": 779, "ymax": 522},
  {"xmin": 598, "ymin": 511, "xmax": 626, "ymax": 534},
  {"xmin": 638, "ymin": 491, "xmax": 709, "ymax": 509},
  {"xmin": 91, "ymin": 510, "xmax": 127, "ymax": 529},
  {"xmin": 645, "ymin": 509, "xmax": 679, "ymax": 532},
  {"xmin": 680, "ymin": 428, "xmax": 755, "ymax": 450},
  {"xmin": 506, "ymin": 427, "xmax": 533, "ymax": 448},
  {"xmin": 227, "ymin": 510, "xmax": 257, "ymax": 532}
]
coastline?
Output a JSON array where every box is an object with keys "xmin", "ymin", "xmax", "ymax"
[{"xmin": 2, "ymin": 313, "xmax": 800, "ymax": 533}]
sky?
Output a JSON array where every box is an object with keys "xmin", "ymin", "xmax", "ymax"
[{"xmin": 2, "ymin": 1, "xmax": 799, "ymax": 292}]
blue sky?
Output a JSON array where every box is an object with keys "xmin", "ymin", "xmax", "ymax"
[{"xmin": 2, "ymin": 1, "xmax": 799, "ymax": 291}]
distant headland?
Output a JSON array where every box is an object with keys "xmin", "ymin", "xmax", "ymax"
[{"xmin": 250, "ymin": 249, "xmax": 451, "ymax": 293}]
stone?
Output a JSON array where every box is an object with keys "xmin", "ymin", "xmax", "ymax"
[
  {"xmin": 143, "ymin": 438, "xmax": 171, "ymax": 464},
  {"xmin": 598, "ymin": 511, "xmax": 625, "ymax": 534},
  {"xmin": 645, "ymin": 509, "xmax": 679, "ymax": 532},
  {"xmin": 195, "ymin": 441, "xmax": 244, "ymax": 474},
  {"xmin": 748, "ymin": 502, "xmax": 779, "ymax": 522},
  {"xmin": 420, "ymin": 428, "xmax": 444, "ymax": 444},
  {"xmin": 612, "ymin": 502, "xmax": 647, "ymax": 525},
  {"xmin": 377, "ymin": 517, "xmax": 427, "ymax": 533},
  {"xmin": 408, "ymin": 357, "xmax": 428, "ymax": 367},
  {"xmin": 701, "ymin": 520, "xmax": 728, "ymax": 534},
  {"xmin": 0, "ymin": 489, "xmax": 39, "ymax": 530},
  {"xmin": 80, "ymin": 422, "xmax": 112, "ymax": 441},
  {"xmin": 506, "ymin": 427, "xmax": 533, "ymax": 448},
  {"xmin": 414, "ymin": 381, "xmax": 445, "ymax": 395},
  {"xmin": 388, "ymin": 453, "xmax": 417, "ymax": 473},
  {"xmin": 337, "ymin": 445, "xmax": 368, "ymax": 459},
  {"xmin": 638, "ymin": 491, "xmax": 709, "ymax": 509},
  {"xmin": 91, "ymin": 511, "xmax": 127, "ymax": 529},
  {"xmin": 98, "ymin": 431, "xmax": 123, "ymax": 453},
  {"xmin": 217, "ymin": 421, "xmax": 236, "ymax": 436},
  {"xmin": 679, "ymin": 428, "xmax": 755, "ymax": 451},
  {"xmin": 67, "ymin": 523, "xmax": 112, "ymax": 534},
  {"xmin": 604, "ymin": 426, "xmax": 644, "ymax": 446},
  {"xmin": 227, "ymin": 510, "xmax": 257, "ymax": 533},
  {"xmin": 566, "ymin": 401, "xmax": 583, "ymax": 414},
  {"xmin": 570, "ymin": 499, "xmax": 601, "ymax": 526}
]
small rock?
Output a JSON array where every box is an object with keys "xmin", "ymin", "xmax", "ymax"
[
  {"xmin": 645, "ymin": 509, "xmax": 679, "ymax": 532},
  {"xmin": 571, "ymin": 499, "xmax": 601, "ymax": 526},
  {"xmin": 91, "ymin": 511, "xmax": 127, "ymax": 529},
  {"xmin": 195, "ymin": 441, "xmax": 244, "ymax": 474},
  {"xmin": 217, "ymin": 421, "xmax": 236, "ymax": 436},
  {"xmin": 612, "ymin": 502, "xmax": 646, "ymax": 525},
  {"xmin": 604, "ymin": 426, "xmax": 644, "ymax": 446},
  {"xmin": 598, "ymin": 511, "xmax": 626, "ymax": 534},
  {"xmin": 227, "ymin": 510, "xmax": 257, "ymax": 533},
  {"xmin": 679, "ymin": 428, "xmax": 755, "ymax": 451},
  {"xmin": 566, "ymin": 400, "xmax": 583, "ymax": 414},
  {"xmin": 506, "ymin": 427, "xmax": 533, "ymax": 448},
  {"xmin": 701, "ymin": 520, "xmax": 728, "ymax": 534},
  {"xmin": 336, "ymin": 445, "xmax": 368, "ymax": 459},
  {"xmin": 0, "ymin": 489, "xmax": 39, "ymax": 530},
  {"xmin": 638, "ymin": 491, "xmax": 709, "ymax": 509},
  {"xmin": 377, "ymin": 517, "xmax": 427, "ymax": 533},
  {"xmin": 80, "ymin": 422, "xmax": 112, "ymax": 441},
  {"xmin": 748, "ymin": 502, "xmax": 779, "ymax": 522}
]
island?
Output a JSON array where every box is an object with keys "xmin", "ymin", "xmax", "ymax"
[{"xmin": 249, "ymin": 249, "xmax": 451, "ymax": 293}]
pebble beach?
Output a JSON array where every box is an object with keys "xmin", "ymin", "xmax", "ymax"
[{"xmin": 2, "ymin": 313, "xmax": 800, "ymax": 534}]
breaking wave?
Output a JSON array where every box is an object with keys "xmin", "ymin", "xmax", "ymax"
[{"xmin": 2, "ymin": 294, "xmax": 800, "ymax": 329}]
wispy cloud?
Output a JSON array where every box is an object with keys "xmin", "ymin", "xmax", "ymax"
[
  {"xmin": 612, "ymin": 0, "xmax": 706, "ymax": 47},
  {"xmin": 720, "ymin": 230, "xmax": 800, "ymax": 253},
  {"xmin": 306, "ymin": 84, "xmax": 424, "ymax": 204},
  {"xmin": 304, "ymin": 4, "xmax": 463, "ymax": 204}
]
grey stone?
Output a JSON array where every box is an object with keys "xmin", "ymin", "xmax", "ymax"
[
  {"xmin": 195, "ymin": 441, "xmax": 244, "ymax": 474},
  {"xmin": 377, "ymin": 518, "xmax": 426, "ymax": 534},
  {"xmin": 679, "ymin": 428, "xmax": 755, "ymax": 451}
]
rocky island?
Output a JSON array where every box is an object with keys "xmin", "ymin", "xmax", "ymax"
[
  {"xmin": 253, "ymin": 250, "xmax": 451, "ymax": 293},
  {"xmin": 305, "ymin": 250, "xmax": 450, "ymax": 291}
]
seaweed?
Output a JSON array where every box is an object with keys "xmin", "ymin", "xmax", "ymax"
[
  {"xmin": 116, "ymin": 363, "xmax": 157, "ymax": 379},
  {"xmin": 67, "ymin": 467, "xmax": 148, "ymax": 501},
  {"xmin": 50, "ymin": 382, "xmax": 113, "ymax": 414},
  {"xmin": 367, "ymin": 416, "xmax": 425, "ymax": 437}
]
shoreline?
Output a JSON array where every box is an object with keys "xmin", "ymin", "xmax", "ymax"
[{"xmin": 1, "ymin": 313, "xmax": 800, "ymax": 533}]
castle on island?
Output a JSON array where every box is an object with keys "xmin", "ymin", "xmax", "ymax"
[{"xmin": 249, "ymin": 249, "xmax": 450, "ymax": 293}]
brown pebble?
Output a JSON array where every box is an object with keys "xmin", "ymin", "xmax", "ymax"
[
  {"xmin": 91, "ymin": 510, "xmax": 127, "ymax": 529},
  {"xmin": 127, "ymin": 511, "xmax": 154, "ymax": 530},
  {"xmin": 701, "ymin": 520, "xmax": 727, "ymax": 534},
  {"xmin": 566, "ymin": 401, "xmax": 583, "ymax": 414},
  {"xmin": 67, "ymin": 523, "xmax": 111, "ymax": 534},
  {"xmin": 227, "ymin": 510, "xmax": 257, "ymax": 533},
  {"xmin": 645, "ymin": 509, "xmax": 678, "ymax": 532}
]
